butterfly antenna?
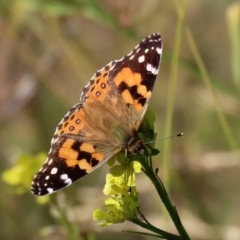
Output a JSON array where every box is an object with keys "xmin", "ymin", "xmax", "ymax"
[{"xmin": 143, "ymin": 132, "xmax": 184, "ymax": 145}]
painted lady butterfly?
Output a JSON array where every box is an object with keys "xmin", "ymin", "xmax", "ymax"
[{"xmin": 31, "ymin": 33, "xmax": 162, "ymax": 195}]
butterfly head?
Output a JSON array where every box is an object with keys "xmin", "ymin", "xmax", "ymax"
[{"xmin": 127, "ymin": 136, "xmax": 145, "ymax": 155}]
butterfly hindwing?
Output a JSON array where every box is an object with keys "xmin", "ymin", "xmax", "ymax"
[{"xmin": 31, "ymin": 104, "xmax": 121, "ymax": 195}]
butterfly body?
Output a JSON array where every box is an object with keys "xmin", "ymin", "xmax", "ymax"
[{"xmin": 31, "ymin": 33, "xmax": 162, "ymax": 195}]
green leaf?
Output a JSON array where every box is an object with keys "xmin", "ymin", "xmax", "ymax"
[
  {"xmin": 110, "ymin": 165, "xmax": 125, "ymax": 177},
  {"xmin": 107, "ymin": 156, "xmax": 116, "ymax": 166},
  {"xmin": 151, "ymin": 148, "xmax": 160, "ymax": 156},
  {"xmin": 144, "ymin": 108, "xmax": 156, "ymax": 129}
]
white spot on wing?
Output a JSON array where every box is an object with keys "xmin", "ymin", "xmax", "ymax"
[
  {"xmin": 153, "ymin": 67, "xmax": 159, "ymax": 75},
  {"xmin": 129, "ymin": 55, "xmax": 135, "ymax": 60},
  {"xmin": 60, "ymin": 174, "xmax": 72, "ymax": 185},
  {"xmin": 65, "ymin": 178, "xmax": 72, "ymax": 185},
  {"xmin": 156, "ymin": 47, "xmax": 162, "ymax": 54},
  {"xmin": 138, "ymin": 55, "xmax": 145, "ymax": 63},
  {"xmin": 146, "ymin": 63, "xmax": 152, "ymax": 72},
  {"xmin": 47, "ymin": 188, "xmax": 54, "ymax": 193},
  {"xmin": 60, "ymin": 174, "xmax": 68, "ymax": 180},
  {"xmin": 146, "ymin": 63, "xmax": 159, "ymax": 75},
  {"xmin": 134, "ymin": 44, "xmax": 139, "ymax": 49},
  {"xmin": 51, "ymin": 137, "xmax": 58, "ymax": 145},
  {"xmin": 50, "ymin": 167, "xmax": 58, "ymax": 175}
]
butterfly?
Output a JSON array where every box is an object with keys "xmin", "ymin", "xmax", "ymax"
[{"xmin": 31, "ymin": 33, "xmax": 162, "ymax": 195}]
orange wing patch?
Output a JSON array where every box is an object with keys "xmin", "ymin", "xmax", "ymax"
[
  {"xmin": 114, "ymin": 67, "xmax": 142, "ymax": 87},
  {"xmin": 113, "ymin": 67, "xmax": 150, "ymax": 112},
  {"xmin": 83, "ymin": 63, "xmax": 115, "ymax": 104},
  {"xmin": 53, "ymin": 106, "xmax": 85, "ymax": 137},
  {"xmin": 58, "ymin": 138, "xmax": 105, "ymax": 172},
  {"xmin": 59, "ymin": 148, "xmax": 79, "ymax": 162},
  {"xmin": 80, "ymin": 142, "xmax": 95, "ymax": 153}
]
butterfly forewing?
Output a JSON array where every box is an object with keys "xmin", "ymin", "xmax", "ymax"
[{"xmin": 109, "ymin": 33, "xmax": 162, "ymax": 130}]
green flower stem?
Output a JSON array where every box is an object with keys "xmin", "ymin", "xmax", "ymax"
[
  {"xmin": 141, "ymin": 156, "xmax": 191, "ymax": 240},
  {"xmin": 50, "ymin": 198, "xmax": 81, "ymax": 240},
  {"xmin": 130, "ymin": 216, "xmax": 181, "ymax": 240}
]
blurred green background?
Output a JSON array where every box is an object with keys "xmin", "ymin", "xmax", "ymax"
[{"xmin": 0, "ymin": 0, "xmax": 240, "ymax": 239}]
